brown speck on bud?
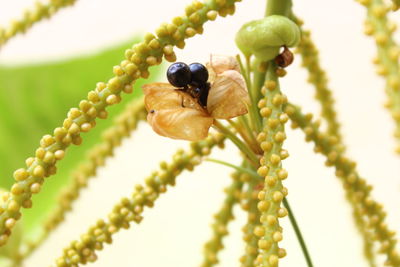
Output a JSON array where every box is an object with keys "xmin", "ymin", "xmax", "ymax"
[
  {"xmin": 254, "ymin": 182, "xmax": 264, "ymax": 191},
  {"xmin": 274, "ymin": 46, "xmax": 294, "ymax": 68}
]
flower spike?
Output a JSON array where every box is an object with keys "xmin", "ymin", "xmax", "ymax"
[{"xmin": 0, "ymin": 0, "xmax": 242, "ymax": 247}]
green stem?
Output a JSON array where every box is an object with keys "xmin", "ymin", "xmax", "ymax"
[
  {"xmin": 246, "ymin": 57, "xmax": 264, "ymax": 133},
  {"xmin": 245, "ymin": 55, "xmax": 256, "ymax": 104},
  {"xmin": 206, "ymin": 158, "xmax": 259, "ymax": 178},
  {"xmin": 252, "ymin": 60, "xmax": 268, "ymax": 105},
  {"xmin": 237, "ymin": 55, "xmax": 262, "ymax": 133},
  {"xmin": 238, "ymin": 115, "xmax": 257, "ymax": 144},
  {"xmin": 236, "ymin": 55, "xmax": 252, "ymax": 93},
  {"xmin": 282, "ymin": 198, "xmax": 314, "ymax": 267},
  {"xmin": 227, "ymin": 119, "xmax": 260, "ymax": 155},
  {"xmin": 265, "ymin": 0, "xmax": 293, "ymax": 16},
  {"xmin": 213, "ymin": 120, "xmax": 259, "ymax": 165},
  {"xmin": 239, "ymin": 115, "xmax": 261, "ymax": 154},
  {"xmin": 253, "ymin": 72, "xmax": 265, "ymax": 103}
]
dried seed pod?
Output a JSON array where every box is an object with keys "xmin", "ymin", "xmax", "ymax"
[{"xmin": 143, "ymin": 55, "xmax": 249, "ymax": 141}]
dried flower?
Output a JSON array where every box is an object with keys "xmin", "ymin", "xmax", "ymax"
[
  {"xmin": 143, "ymin": 83, "xmax": 214, "ymax": 141},
  {"xmin": 143, "ymin": 55, "xmax": 250, "ymax": 141}
]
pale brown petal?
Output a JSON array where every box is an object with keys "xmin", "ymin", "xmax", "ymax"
[
  {"xmin": 142, "ymin": 82, "xmax": 205, "ymax": 112},
  {"xmin": 206, "ymin": 55, "xmax": 241, "ymax": 80},
  {"xmin": 207, "ymin": 70, "xmax": 250, "ymax": 119},
  {"xmin": 142, "ymin": 83, "xmax": 181, "ymax": 111},
  {"xmin": 143, "ymin": 82, "xmax": 212, "ymax": 141},
  {"xmin": 147, "ymin": 108, "xmax": 214, "ymax": 141}
]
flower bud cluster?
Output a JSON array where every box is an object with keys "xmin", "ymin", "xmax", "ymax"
[
  {"xmin": 0, "ymin": 0, "xmax": 241, "ymax": 247},
  {"xmin": 0, "ymin": 0, "xmax": 76, "ymax": 46},
  {"xmin": 54, "ymin": 132, "xmax": 225, "ymax": 266},
  {"xmin": 357, "ymin": 0, "xmax": 400, "ymax": 153},
  {"xmin": 286, "ymin": 103, "xmax": 400, "ymax": 266},
  {"xmin": 22, "ymin": 98, "xmax": 146, "ymax": 258},
  {"xmin": 240, "ymin": 173, "xmax": 262, "ymax": 267},
  {"xmin": 254, "ymin": 65, "xmax": 289, "ymax": 267},
  {"xmin": 201, "ymin": 171, "xmax": 243, "ymax": 267},
  {"xmin": 293, "ymin": 19, "xmax": 342, "ymax": 143}
]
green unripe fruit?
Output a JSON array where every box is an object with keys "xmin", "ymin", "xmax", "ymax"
[{"xmin": 235, "ymin": 15, "xmax": 301, "ymax": 61}]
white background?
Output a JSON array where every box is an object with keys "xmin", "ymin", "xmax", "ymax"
[{"xmin": 1, "ymin": 0, "xmax": 400, "ymax": 266}]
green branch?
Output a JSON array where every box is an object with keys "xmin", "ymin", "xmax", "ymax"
[
  {"xmin": 282, "ymin": 198, "xmax": 314, "ymax": 267},
  {"xmin": 265, "ymin": 0, "xmax": 293, "ymax": 16}
]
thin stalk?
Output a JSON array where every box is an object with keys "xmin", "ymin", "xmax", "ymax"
[
  {"xmin": 213, "ymin": 121, "xmax": 259, "ymax": 165},
  {"xmin": 206, "ymin": 158, "xmax": 259, "ymax": 178},
  {"xmin": 265, "ymin": 0, "xmax": 293, "ymax": 16},
  {"xmin": 245, "ymin": 55, "xmax": 253, "ymax": 86},
  {"xmin": 236, "ymin": 55, "xmax": 262, "ymax": 133},
  {"xmin": 238, "ymin": 115, "xmax": 258, "ymax": 145},
  {"xmin": 227, "ymin": 119, "xmax": 252, "ymax": 145},
  {"xmin": 227, "ymin": 119, "xmax": 261, "ymax": 155},
  {"xmin": 236, "ymin": 55, "xmax": 252, "ymax": 95},
  {"xmin": 283, "ymin": 198, "xmax": 314, "ymax": 267},
  {"xmin": 246, "ymin": 56, "xmax": 258, "ymax": 103},
  {"xmin": 246, "ymin": 56, "xmax": 264, "ymax": 133},
  {"xmin": 252, "ymin": 62, "xmax": 267, "ymax": 104}
]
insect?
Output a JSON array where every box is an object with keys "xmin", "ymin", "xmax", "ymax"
[{"xmin": 143, "ymin": 55, "xmax": 250, "ymax": 141}]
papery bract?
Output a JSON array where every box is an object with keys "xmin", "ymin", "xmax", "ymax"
[
  {"xmin": 207, "ymin": 70, "xmax": 250, "ymax": 119},
  {"xmin": 143, "ymin": 83, "xmax": 214, "ymax": 141},
  {"xmin": 206, "ymin": 55, "xmax": 250, "ymax": 119},
  {"xmin": 143, "ymin": 55, "xmax": 250, "ymax": 141},
  {"xmin": 207, "ymin": 54, "xmax": 240, "ymax": 79}
]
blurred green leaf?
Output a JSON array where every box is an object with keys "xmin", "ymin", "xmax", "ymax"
[
  {"xmin": 0, "ymin": 257, "xmax": 13, "ymax": 267},
  {"xmin": 0, "ymin": 39, "xmax": 163, "ymax": 238}
]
